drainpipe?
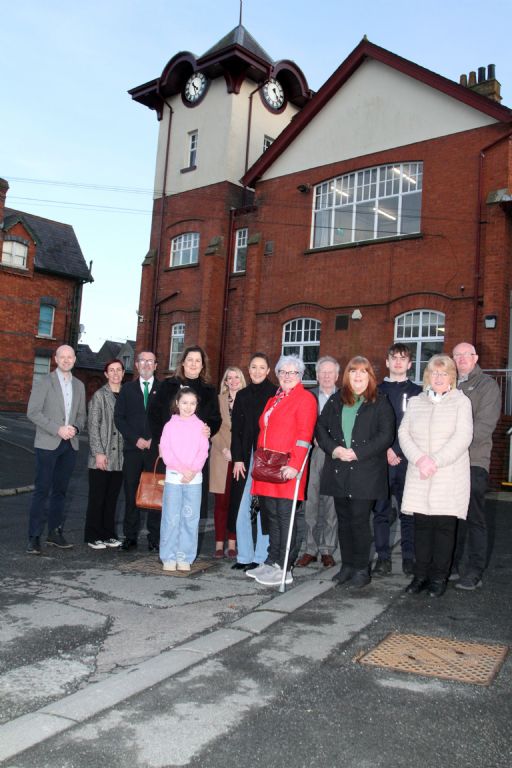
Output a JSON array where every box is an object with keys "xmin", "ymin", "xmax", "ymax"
[
  {"xmin": 473, "ymin": 128, "xmax": 512, "ymax": 344},
  {"xmin": 218, "ymin": 207, "xmax": 236, "ymax": 381},
  {"xmin": 151, "ymin": 98, "xmax": 174, "ymax": 353}
]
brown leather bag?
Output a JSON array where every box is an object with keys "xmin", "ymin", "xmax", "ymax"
[{"xmin": 135, "ymin": 458, "xmax": 165, "ymax": 510}]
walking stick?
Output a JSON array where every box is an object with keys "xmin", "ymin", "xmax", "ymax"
[{"xmin": 279, "ymin": 444, "xmax": 311, "ymax": 594}]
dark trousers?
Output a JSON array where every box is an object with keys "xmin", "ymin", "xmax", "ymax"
[
  {"xmin": 373, "ymin": 461, "xmax": 414, "ymax": 560},
  {"xmin": 122, "ymin": 450, "xmax": 161, "ymax": 544},
  {"xmin": 334, "ymin": 497, "xmax": 374, "ymax": 570},
  {"xmin": 213, "ymin": 463, "xmax": 236, "ymax": 543},
  {"xmin": 84, "ymin": 469, "xmax": 123, "ymax": 543},
  {"xmin": 28, "ymin": 440, "xmax": 77, "ymax": 538},
  {"xmin": 414, "ymin": 513, "xmax": 457, "ymax": 582},
  {"xmin": 453, "ymin": 466, "xmax": 489, "ymax": 577},
  {"xmin": 259, "ymin": 496, "xmax": 295, "ymax": 569}
]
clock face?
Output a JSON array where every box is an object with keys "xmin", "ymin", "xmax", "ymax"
[
  {"xmin": 262, "ymin": 78, "xmax": 285, "ymax": 110},
  {"xmin": 183, "ymin": 72, "xmax": 208, "ymax": 104}
]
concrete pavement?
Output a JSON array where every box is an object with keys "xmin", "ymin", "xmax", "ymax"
[{"xmin": 0, "ymin": 412, "xmax": 511, "ymax": 767}]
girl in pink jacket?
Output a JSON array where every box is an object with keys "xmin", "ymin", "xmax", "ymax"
[{"xmin": 159, "ymin": 388, "xmax": 209, "ymax": 571}]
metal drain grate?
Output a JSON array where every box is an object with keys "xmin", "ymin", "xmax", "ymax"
[
  {"xmin": 356, "ymin": 632, "xmax": 509, "ymax": 685},
  {"xmin": 116, "ymin": 556, "xmax": 217, "ymax": 578}
]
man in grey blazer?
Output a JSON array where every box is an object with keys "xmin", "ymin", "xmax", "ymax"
[{"xmin": 26, "ymin": 345, "xmax": 86, "ymax": 554}]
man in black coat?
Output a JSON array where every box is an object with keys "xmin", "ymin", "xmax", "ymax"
[{"xmin": 114, "ymin": 350, "xmax": 161, "ymax": 551}]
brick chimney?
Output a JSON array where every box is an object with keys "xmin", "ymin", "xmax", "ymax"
[
  {"xmin": 459, "ymin": 64, "xmax": 502, "ymax": 102},
  {"xmin": 0, "ymin": 177, "xmax": 8, "ymax": 225}
]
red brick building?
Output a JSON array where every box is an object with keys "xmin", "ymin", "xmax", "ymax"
[
  {"xmin": 0, "ymin": 178, "xmax": 92, "ymax": 410},
  {"xmin": 131, "ymin": 30, "xmax": 512, "ymax": 483}
]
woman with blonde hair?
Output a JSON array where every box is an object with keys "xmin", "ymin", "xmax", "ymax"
[
  {"xmin": 209, "ymin": 366, "xmax": 247, "ymax": 558},
  {"xmin": 399, "ymin": 354, "xmax": 473, "ymax": 597},
  {"xmin": 316, "ymin": 356, "xmax": 395, "ymax": 588}
]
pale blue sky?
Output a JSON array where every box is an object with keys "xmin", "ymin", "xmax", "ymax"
[{"xmin": 2, "ymin": 0, "xmax": 511, "ymax": 351}]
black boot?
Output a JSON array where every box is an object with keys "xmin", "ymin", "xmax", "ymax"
[
  {"xmin": 347, "ymin": 568, "xmax": 371, "ymax": 588},
  {"xmin": 332, "ymin": 565, "xmax": 354, "ymax": 585},
  {"xmin": 404, "ymin": 577, "xmax": 428, "ymax": 594},
  {"xmin": 428, "ymin": 579, "xmax": 447, "ymax": 598}
]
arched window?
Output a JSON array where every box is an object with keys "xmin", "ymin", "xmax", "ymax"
[
  {"xmin": 169, "ymin": 323, "xmax": 185, "ymax": 371},
  {"xmin": 313, "ymin": 162, "xmax": 422, "ymax": 248},
  {"xmin": 170, "ymin": 233, "xmax": 199, "ymax": 267},
  {"xmin": 394, "ymin": 310, "xmax": 445, "ymax": 382},
  {"xmin": 282, "ymin": 318, "xmax": 321, "ymax": 382}
]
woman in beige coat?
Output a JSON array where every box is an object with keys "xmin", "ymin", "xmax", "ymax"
[
  {"xmin": 209, "ymin": 367, "xmax": 246, "ymax": 558},
  {"xmin": 398, "ymin": 354, "xmax": 473, "ymax": 597}
]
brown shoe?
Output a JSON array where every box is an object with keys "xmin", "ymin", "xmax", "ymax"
[
  {"xmin": 321, "ymin": 554, "xmax": 335, "ymax": 567},
  {"xmin": 295, "ymin": 553, "xmax": 317, "ymax": 567}
]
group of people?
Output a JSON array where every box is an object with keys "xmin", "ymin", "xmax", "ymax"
[{"xmin": 25, "ymin": 339, "xmax": 501, "ymax": 599}]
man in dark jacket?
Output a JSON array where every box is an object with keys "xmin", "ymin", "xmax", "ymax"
[
  {"xmin": 452, "ymin": 342, "xmax": 501, "ymax": 590},
  {"xmin": 114, "ymin": 350, "xmax": 160, "ymax": 552},
  {"xmin": 372, "ymin": 344, "xmax": 421, "ymax": 576}
]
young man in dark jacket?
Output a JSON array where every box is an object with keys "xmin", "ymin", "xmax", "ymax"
[{"xmin": 372, "ymin": 343, "xmax": 422, "ymax": 576}]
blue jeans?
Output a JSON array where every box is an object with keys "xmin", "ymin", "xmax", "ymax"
[
  {"xmin": 235, "ymin": 454, "xmax": 269, "ymax": 564},
  {"xmin": 160, "ymin": 482, "xmax": 202, "ymax": 564},
  {"xmin": 28, "ymin": 441, "xmax": 77, "ymax": 538}
]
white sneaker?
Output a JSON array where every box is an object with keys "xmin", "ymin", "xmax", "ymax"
[
  {"xmin": 177, "ymin": 561, "xmax": 191, "ymax": 571},
  {"xmin": 103, "ymin": 538, "xmax": 121, "ymax": 548},
  {"xmin": 88, "ymin": 541, "xmax": 107, "ymax": 550},
  {"xmin": 255, "ymin": 563, "xmax": 285, "ymax": 586},
  {"xmin": 246, "ymin": 563, "xmax": 273, "ymax": 580},
  {"xmin": 163, "ymin": 561, "xmax": 177, "ymax": 571}
]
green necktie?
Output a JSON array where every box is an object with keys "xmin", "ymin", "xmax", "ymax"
[{"xmin": 143, "ymin": 381, "xmax": 149, "ymax": 409}]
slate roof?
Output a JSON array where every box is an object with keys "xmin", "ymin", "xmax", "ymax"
[
  {"xmin": 2, "ymin": 207, "xmax": 91, "ymax": 281},
  {"xmin": 76, "ymin": 344, "xmax": 103, "ymax": 370},
  {"xmin": 201, "ymin": 24, "xmax": 273, "ymax": 64}
]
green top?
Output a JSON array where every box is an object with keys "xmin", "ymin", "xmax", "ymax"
[{"xmin": 341, "ymin": 397, "xmax": 364, "ymax": 448}]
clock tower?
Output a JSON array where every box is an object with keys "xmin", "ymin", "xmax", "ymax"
[{"xmin": 129, "ymin": 24, "xmax": 311, "ymax": 378}]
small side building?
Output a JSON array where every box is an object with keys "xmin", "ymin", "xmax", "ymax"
[{"xmin": 0, "ymin": 178, "xmax": 93, "ymax": 411}]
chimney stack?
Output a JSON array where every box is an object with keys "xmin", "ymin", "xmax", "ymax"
[
  {"xmin": 0, "ymin": 179, "xmax": 9, "ymax": 246},
  {"xmin": 459, "ymin": 64, "xmax": 502, "ymax": 102}
]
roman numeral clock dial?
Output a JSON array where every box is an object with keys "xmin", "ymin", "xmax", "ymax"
[{"xmin": 262, "ymin": 78, "xmax": 285, "ymax": 111}]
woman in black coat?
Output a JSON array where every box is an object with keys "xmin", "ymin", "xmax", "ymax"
[{"xmin": 316, "ymin": 356, "xmax": 395, "ymax": 588}]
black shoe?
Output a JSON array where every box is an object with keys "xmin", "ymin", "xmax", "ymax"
[
  {"xmin": 147, "ymin": 539, "xmax": 159, "ymax": 552},
  {"xmin": 120, "ymin": 538, "xmax": 138, "ymax": 552},
  {"xmin": 428, "ymin": 579, "xmax": 447, "ymax": 598},
  {"xmin": 332, "ymin": 565, "xmax": 354, "ymax": 585},
  {"xmin": 402, "ymin": 558, "xmax": 415, "ymax": 575},
  {"xmin": 404, "ymin": 577, "xmax": 428, "ymax": 594},
  {"xmin": 347, "ymin": 569, "xmax": 371, "ymax": 589},
  {"xmin": 373, "ymin": 558, "xmax": 392, "ymax": 576},
  {"xmin": 27, "ymin": 537, "xmax": 41, "ymax": 554},
  {"xmin": 47, "ymin": 528, "xmax": 73, "ymax": 549},
  {"xmin": 455, "ymin": 573, "xmax": 483, "ymax": 591}
]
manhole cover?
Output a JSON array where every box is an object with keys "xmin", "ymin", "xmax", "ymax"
[
  {"xmin": 116, "ymin": 556, "xmax": 217, "ymax": 577},
  {"xmin": 356, "ymin": 632, "xmax": 508, "ymax": 685}
]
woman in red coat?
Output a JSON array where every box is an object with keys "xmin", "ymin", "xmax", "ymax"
[{"xmin": 247, "ymin": 355, "xmax": 317, "ymax": 587}]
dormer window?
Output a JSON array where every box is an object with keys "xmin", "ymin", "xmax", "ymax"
[{"xmin": 1, "ymin": 239, "xmax": 28, "ymax": 268}]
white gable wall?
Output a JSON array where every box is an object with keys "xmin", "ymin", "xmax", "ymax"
[{"xmin": 261, "ymin": 59, "xmax": 497, "ymax": 181}]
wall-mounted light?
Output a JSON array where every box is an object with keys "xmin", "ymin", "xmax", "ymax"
[
  {"xmin": 297, "ymin": 183, "xmax": 311, "ymax": 194},
  {"xmin": 351, "ymin": 309, "xmax": 362, "ymax": 320},
  {"xmin": 484, "ymin": 314, "xmax": 497, "ymax": 329}
]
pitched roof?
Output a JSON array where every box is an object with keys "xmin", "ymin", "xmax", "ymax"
[
  {"xmin": 2, "ymin": 207, "xmax": 91, "ymax": 281},
  {"xmin": 242, "ymin": 38, "xmax": 512, "ymax": 187},
  {"xmin": 200, "ymin": 25, "xmax": 273, "ymax": 64}
]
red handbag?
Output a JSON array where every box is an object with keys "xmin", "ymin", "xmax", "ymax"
[{"xmin": 252, "ymin": 447, "xmax": 290, "ymax": 483}]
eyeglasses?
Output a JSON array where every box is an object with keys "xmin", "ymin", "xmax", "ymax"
[
  {"xmin": 138, "ymin": 358, "xmax": 156, "ymax": 365},
  {"xmin": 278, "ymin": 370, "xmax": 300, "ymax": 378}
]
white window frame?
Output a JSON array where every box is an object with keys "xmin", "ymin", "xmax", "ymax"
[
  {"xmin": 282, "ymin": 317, "xmax": 321, "ymax": 382},
  {"xmin": 188, "ymin": 130, "xmax": 198, "ymax": 167},
  {"xmin": 394, "ymin": 309, "xmax": 445, "ymax": 382},
  {"xmin": 233, "ymin": 228, "xmax": 248, "ymax": 273},
  {"xmin": 37, "ymin": 304, "xmax": 55, "ymax": 337},
  {"xmin": 1, "ymin": 239, "xmax": 28, "ymax": 268},
  {"xmin": 33, "ymin": 355, "xmax": 51, "ymax": 384},
  {"xmin": 170, "ymin": 232, "xmax": 199, "ymax": 267},
  {"xmin": 312, "ymin": 162, "xmax": 423, "ymax": 249},
  {"xmin": 169, "ymin": 323, "xmax": 185, "ymax": 371}
]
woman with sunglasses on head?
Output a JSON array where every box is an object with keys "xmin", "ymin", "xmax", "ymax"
[{"xmin": 316, "ymin": 356, "xmax": 395, "ymax": 589}]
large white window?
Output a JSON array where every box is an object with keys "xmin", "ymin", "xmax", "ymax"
[
  {"xmin": 33, "ymin": 355, "xmax": 51, "ymax": 383},
  {"xmin": 313, "ymin": 162, "xmax": 423, "ymax": 248},
  {"xmin": 170, "ymin": 233, "xmax": 199, "ymax": 267},
  {"xmin": 2, "ymin": 239, "xmax": 28, "ymax": 268},
  {"xmin": 169, "ymin": 323, "xmax": 185, "ymax": 371},
  {"xmin": 282, "ymin": 318, "xmax": 321, "ymax": 382},
  {"xmin": 394, "ymin": 309, "xmax": 445, "ymax": 382},
  {"xmin": 188, "ymin": 130, "xmax": 198, "ymax": 167},
  {"xmin": 233, "ymin": 228, "xmax": 248, "ymax": 273},
  {"xmin": 38, "ymin": 304, "xmax": 55, "ymax": 337}
]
